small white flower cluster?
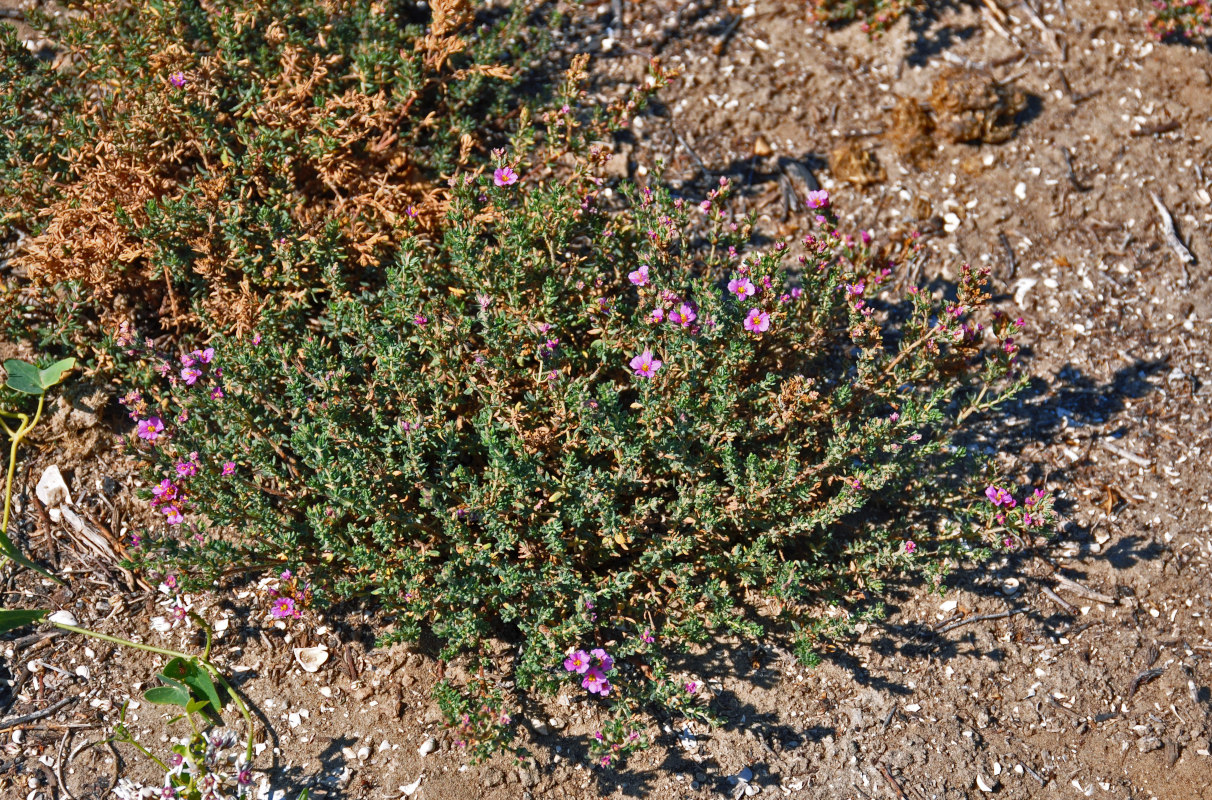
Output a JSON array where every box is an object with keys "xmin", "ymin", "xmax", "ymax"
[{"xmin": 112, "ymin": 729, "xmax": 253, "ymax": 800}]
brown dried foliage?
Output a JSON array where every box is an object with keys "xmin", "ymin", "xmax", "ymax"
[{"xmin": 14, "ymin": 12, "xmax": 478, "ymax": 334}]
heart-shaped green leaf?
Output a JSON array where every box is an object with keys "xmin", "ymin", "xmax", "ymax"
[
  {"xmin": 162, "ymin": 657, "xmax": 224, "ymax": 713},
  {"xmin": 144, "ymin": 684, "xmax": 192, "ymax": 708},
  {"xmin": 3, "ymin": 360, "xmax": 41, "ymax": 395},
  {"xmin": 0, "ymin": 608, "xmax": 46, "ymax": 633},
  {"xmin": 3, "ymin": 358, "xmax": 75, "ymax": 395}
]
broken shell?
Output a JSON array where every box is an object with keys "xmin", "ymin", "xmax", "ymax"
[
  {"xmin": 401, "ymin": 776, "xmax": 423, "ymax": 796},
  {"xmin": 36, "ymin": 465, "xmax": 72, "ymax": 522},
  {"xmin": 1001, "ymin": 578, "xmax": 1021, "ymax": 596},
  {"xmin": 418, "ymin": 737, "xmax": 436, "ymax": 756},
  {"xmin": 48, "ymin": 610, "xmax": 78, "ymax": 627},
  {"xmin": 976, "ymin": 774, "xmax": 995, "ymax": 792},
  {"xmin": 293, "ymin": 645, "xmax": 329, "ymax": 673}
]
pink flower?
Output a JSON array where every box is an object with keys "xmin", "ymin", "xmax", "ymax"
[
  {"xmin": 136, "ymin": 417, "xmax": 165, "ymax": 441},
  {"xmin": 271, "ymin": 597, "xmax": 299, "ymax": 619},
  {"xmin": 221, "ymin": 461, "xmax": 236, "ymax": 476},
  {"xmin": 805, "ymin": 189, "xmax": 830, "ymax": 209},
  {"xmin": 151, "ymin": 479, "xmax": 178, "ymax": 505},
  {"xmin": 699, "ymin": 200, "xmax": 712, "ymax": 213},
  {"xmin": 728, "ymin": 277, "xmax": 756, "ymax": 300},
  {"xmin": 582, "ymin": 668, "xmax": 611, "ymax": 696},
  {"xmin": 670, "ymin": 303, "xmax": 697, "ymax": 327},
  {"xmin": 181, "ymin": 367, "xmax": 202, "ymax": 385},
  {"xmin": 163, "ymin": 505, "xmax": 184, "ymax": 525},
  {"xmin": 210, "ymin": 386, "xmax": 224, "ymax": 400},
  {"xmin": 743, "ymin": 308, "xmax": 770, "ymax": 333},
  {"xmin": 629, "ymin": 349, "xmax": 662, "ymax": 379},
  {"xmin": 628, "ymin": 265, "xmax": 650, "ymax": 286},
  {"xmin": 904, "ymin": 540, "xmax": 917, "ymax": 554},
  {"xmin": 860, "ymin": 229, "xmax": 873, "ymax": 244},
  {"xmin": 494, "ymin": 167, "xmax": 519, "ymax": 187},
  {"xmin": 175, "ymin": 460, "xmax": 198, "ymax": 478},
  {"xmin": 641, "ymin": 629, "xmax": 655, "ymax": 644},
  {"xmin": 649, "ymin": 307, "xmax": 665, "ymax": 324},
  {"xmin": 985, "ymin": 486, "xmax": 1017, "ymax": 508},
  {"xmin": 169, "ymin": 71, "xmax": 186, "ymax": 88},
  {"xmin": 590, "ymin": 647, "xmax": 614, "ymax": 672},
  {"xmin": 564, "ymin": 649, "xmax": 591, "ymax": 674},
  {"xmin": 685, "ymin": 681, "xmax": 698, "ymax": 694}
]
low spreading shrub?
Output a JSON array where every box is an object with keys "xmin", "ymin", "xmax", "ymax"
[
  {"xmin": 114, "ymin": 86, "xmax": 1054, "ymax": 757},
  {"xmin": 1148, "ymin": 0, "xmax": 1212, "ymax": 41},
  {"xmin": 1, "ymin": 0, "xmax": 552, "ymax": 352},
  {"xmin": 807, "ymin": 0, "xmax": 925, "ymax": 35}
]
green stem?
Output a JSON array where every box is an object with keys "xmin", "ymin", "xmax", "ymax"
[
  {"xmin": 113, "ymin": 726, "xmax": 170, "ymax": 772},
  {"xmin": 1, "ymin": 395, "xmax": 41, "ymax": 540},
  {"xmin": 54, "ymin": 620, "xmax": 256, "ymax": 760},
  {"xmin": 51, "ymin": 622, "xmax": 195, "ymax": 660}
]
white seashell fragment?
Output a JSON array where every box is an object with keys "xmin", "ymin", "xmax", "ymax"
[
  {"xmin": 36, "ymin": 466, "xmax": 71, "ymax": 522},
  {"xmin": 293, "ymin": 646, "xmax": 328, "ymax": 673}
]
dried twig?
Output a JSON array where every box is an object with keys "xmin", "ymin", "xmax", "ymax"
[
  {"xmin": 1054, "ymin": 574, "xmax": 1116, "ymax": 605},
  {"xmin": 878, "ymin": 765, "xmax": 910, "ymax": 799},
  {"xmin": 1041, "ymin": 585, "xmax": 1075, "ymax": 613},
  {"xmin": 1102, "ymin": 440, "xmax": 1151, "ymax": 468},
  {"xmin": 1126, "ymin": 667, "xmax": 1165, "ymax": 701},
  {"xmin": 936, "ymin": 608, "xmax": 1026, "ymax": 634},
  {"xmin": 0, "ymin": 696, "xmax": 79, "ymax": 732},
  {"xmin": 1130, "ymin": 120, "xmax": 1181, "ymax": 137},
  {"xmin": 1148, "ymin": 192, "xmax": 1195, "ymax": 273}
]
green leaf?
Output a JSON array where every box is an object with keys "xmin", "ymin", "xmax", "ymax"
[
  {"xmin": 38, "ymin": 358, "xmax": 76, "ymax": 390},
  {"xmin": 185, "ymin": 698, "xmax": 212, "ymax": 715},
  {"xmin": 2, "ymin": 358, "xmax": 75, "ymax": 395},
  {"xmin": 0, "ymin": 608, "xmax": 46, "ymax": 633},
  {"xmin": 161, "ymin": 657, "xmax": 224, "ymax": 713},
  {"xmin": 3, "ymin": 360, "xmax": 41, "ymax": 395},
  {"xmin": 144, "ymin": 685, "xmax": 192, "ymax": 708}
]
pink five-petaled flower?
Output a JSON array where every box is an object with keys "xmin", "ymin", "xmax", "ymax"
[
  {"xmin": 564, "ymin": 649, "xmax": 591, "ymax": 674},
  {"xmin": 221, "ymin": 461, "xmax": 236, "ymax": 476},
  {"xmin": 904, "ymin": 540, "xmax": 917, "ymax": 554},
  {"xmin": 169, "ymin": 71, "xmax": 186, "ymax": 88},
  {"xmin": 271, "ymin": 597, "xmax": 299, "ymax": 619},
  {"xmin": 181, "ymin": 367, "xmax": 202, "ymax": 385},
  {"xmin": 743, "ymin": 308, "xmax": 770, "ymax": 333},
  {"xmin": 582, "ymin": 668, "xmax": 611, "ymax": 696},
  {"xmin": 670, "ymin": 303, "xmax": 696, "ymax": 328},
  {"xmin": 137, "ymin": 417, "xmax": 165, "ymax": 441},
  {"xmin": 641, "ymin": 629, "xmax": 655, "ymax": 644},
  {"xmin": 162, "ymin": 505, "xmax": 184, "ymax": 525},
  {"xmin": 175, "ymin": 460, "xmax": 198, "ymax": 478},
  {"xmin": 590, "ymin": 647, "xmax": 614, "ymax": 672},
  {"xmin": 805, "ymin": 189, "xmax": 830, "ymax": 209},
  {"xmin": 628, "ymin": 265, "xmax": 650, "ymax": 286},
  {"xmin": 685, "ymin": 681, "xmax": 699, "ymax": 694},
  {"xmin": 210, "ymin": 386, "xmax": 224, "ymax": 400},
  {"xmin": 629, "ymin": 349, "xmax": 662, "ymax": 379},
  {"xmin": 984, "ymin": 486, "xmax": 1017, "ymax": 508},
  {"xmin": 728, "ymin": 277, "xmax": 756, "ymax": 300},
  {"xmin": 649, "ymin": 307, "xmax": 665, "ymax": 324},
  {"xmin": 493, "ymin": 167, "xmax": 519, "ymax": 187}
]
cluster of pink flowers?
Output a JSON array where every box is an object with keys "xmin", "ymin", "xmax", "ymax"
[
  {"xmin": 268, "ymin": 569, "xmax": 309, "ymax": 619},
  {"xmin": 565, "ymin": 647, "xmax": 614, "ymax": 696},
  {"xmin": 151, "ymin": 478, "xmax": 185, "ymax": 525}
]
